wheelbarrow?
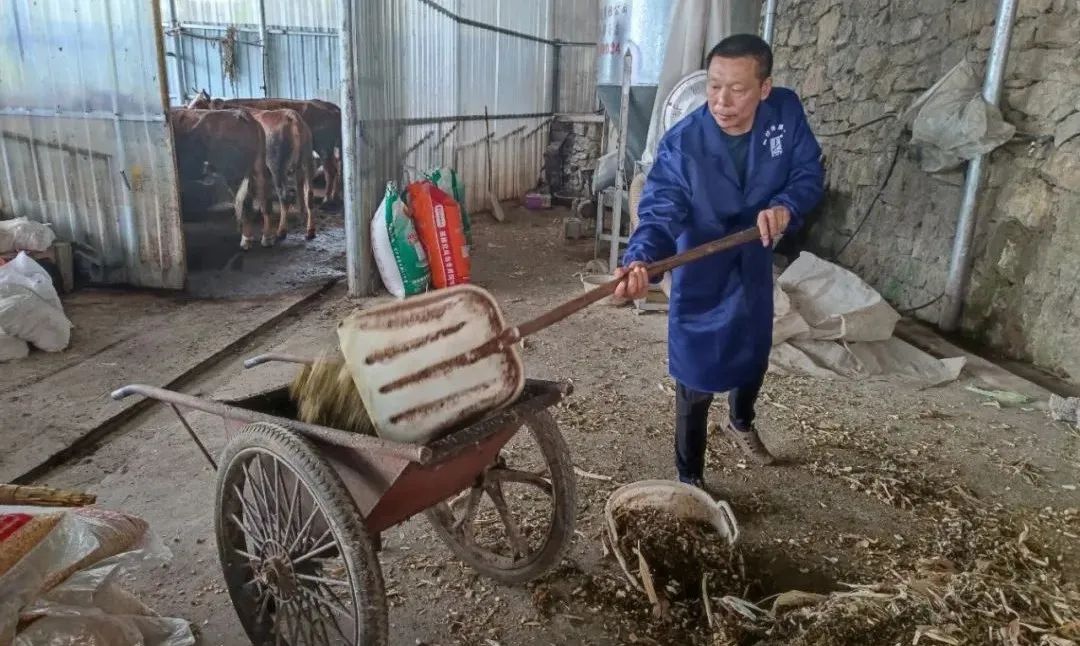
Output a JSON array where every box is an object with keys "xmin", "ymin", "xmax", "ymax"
[{"xmin": 111, "ymin": 353, "xmax": 577, "ymax": 646}]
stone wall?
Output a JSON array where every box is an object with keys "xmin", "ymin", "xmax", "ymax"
[
  {"xmin": 771, "ymin": 0, "xmax": 1080, "ymax": 380},
  {"xmin": 546, "ymin": 116, "xmax": 605, "ymax": 198}
]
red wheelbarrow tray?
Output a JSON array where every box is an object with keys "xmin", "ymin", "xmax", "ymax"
[{"xmin": 110, "ymin": 352, "xmax": 572, "ymax": 535}]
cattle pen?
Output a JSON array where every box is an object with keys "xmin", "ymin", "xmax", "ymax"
[{"xmin": 0, "ymin": 0, "xmax": 599, "ymax": 296}]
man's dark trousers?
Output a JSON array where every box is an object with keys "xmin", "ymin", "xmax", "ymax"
[{"xmin": 674, "ymin": 369, "xmax": 767, "ymax": 480}]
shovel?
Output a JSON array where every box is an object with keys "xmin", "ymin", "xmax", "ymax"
[
  {"xmin": 484, "ymin": 107, "xmax": 506, "ymax": 222},
  {"xmin": 338, "ymin": 226, "xmax": 763, "ymax": 444}
]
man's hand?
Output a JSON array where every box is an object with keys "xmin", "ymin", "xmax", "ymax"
[
  {"xmin": 757, "ymin": 205, "xmax": 791, "ymax": 247},
  {"xmin": 614, "ymin": 261, "xmax": 649, "ymax": 300}
]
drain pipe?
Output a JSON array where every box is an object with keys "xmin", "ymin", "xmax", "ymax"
[
  {"xmin": 940, "ymin": 0, "xmax": 1019, "ymax": 332},
  {"xmin": 762, "ymin": 0, "xmax": 778, "ymax": 45}
]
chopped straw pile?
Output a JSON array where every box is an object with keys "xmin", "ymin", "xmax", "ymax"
[
  {"xmin": 602, "ymin": 488, "xmax": 1078, "ymax": 645},
  {"xmin": 289, "ymin": 349, "xmax": 374, "ymax": 435},
  {"xmin": 751, "ymin": 513, "xmax": 1080, "ymax": 645}
]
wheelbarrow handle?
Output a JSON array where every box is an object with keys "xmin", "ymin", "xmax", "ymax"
[
  {"xmin": 511, "ymin": 226, "xmax": 761, "ymax": 341},
  {"xmin": 243, "ymin": 353, "xmax": 318, "ymax": 369}
]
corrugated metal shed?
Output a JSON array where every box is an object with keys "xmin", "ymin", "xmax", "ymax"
[
  {"xmin": 554, "ymin": 0, "xmax": 601, "ymax": 113},
  {"xmin": 0, "ymin": 0, "xmax": 186, "ymax": 289},
  {"xmin": 2, "ymin": 0, "xmax": 600, "ymax": 294}
]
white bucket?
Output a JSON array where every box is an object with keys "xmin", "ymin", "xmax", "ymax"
[
  {"xmin": 604, "ymin": 480, "xmax": 740, "ymax": 592},
  {"xmin": 580, "ymin": 273, "xmax": 628, "ymax": 306}
]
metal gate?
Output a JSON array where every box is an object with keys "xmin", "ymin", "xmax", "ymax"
[{"xmin": 0, "ymin": 0, "xmax": 186, "ymax": 289}]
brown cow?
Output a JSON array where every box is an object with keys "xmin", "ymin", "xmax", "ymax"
[
  {"xmin": 254, "ymin": 108, "xmax": 315, "ymax": 241},
  {"xmin": 190, "ymin": 91, "xmax": 342, "ymax": 206},
  {"xmin": 189, "ymin": 96, "xmax": 316, "ymax": 241},
  {"xmin": 169, "ymin": 108, "xmax": 275, "ymax": 250}
]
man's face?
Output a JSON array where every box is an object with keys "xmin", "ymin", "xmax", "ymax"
[{"xmin": 706, "ymin": 55, "xmax": 772, "ymax": 135}]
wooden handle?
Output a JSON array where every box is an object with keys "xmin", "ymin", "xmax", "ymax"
[
  {"xmin": 0, "ymin": 484, "xmax": 97, "ymax": 507},
  {"xmin": 512, "ymin": 226, "xmax": 761, "ymax": 340}
]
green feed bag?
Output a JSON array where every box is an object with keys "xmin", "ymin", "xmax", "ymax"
[{"xmin": 371, "ymin": 182, "xmax": 429, "ymax": 298}]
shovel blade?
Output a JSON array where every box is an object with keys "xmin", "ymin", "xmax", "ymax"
[
  {"xmin": 488, "ymin": 191, "xmax": 506, "ymax": 222},
  {"xmin": 337, "ymin": 285, "xmax": 524, "ymax": 444}
]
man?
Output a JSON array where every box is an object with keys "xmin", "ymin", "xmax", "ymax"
[{"xmin": 615, "ymin": 34, "xmax": 824, "ymax": 487}]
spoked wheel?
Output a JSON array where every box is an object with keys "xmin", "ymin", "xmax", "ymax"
[
  {"xmin": 215, "ymin": 423, "xmax": 388, "ymax": 646},
  {"xmin": 426, "ymin": 410, "xmax": 577, "ymax": 584}
]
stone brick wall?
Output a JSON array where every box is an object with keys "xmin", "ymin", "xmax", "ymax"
[
  {"xmin": 546, "ymin": 117, "xmax": 605, "ymax": 198},
  {"xmin": 771, "ymin": 0, "xmax": 1080, "ymax": 379}
]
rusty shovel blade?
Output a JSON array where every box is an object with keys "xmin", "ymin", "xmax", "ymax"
[
  {"xmin": 338, "ymin": 285, "xmax": 524, "ymax": 444},
  {"xmin": 340, "ymin": 226, "xmax": 762, "ymax": 444}
]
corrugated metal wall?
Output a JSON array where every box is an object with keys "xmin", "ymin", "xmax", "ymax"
[
  {"xmin": 169, "ymin": 0, "xmax": 337, "ymax": 30},
  {"xmin": 163, "ymin": 0, "xmax": 339, "ymax": 104},
  {"xmin": 0, "ymin": 0, "xmax": 186, "ymax": 289},
  {"xmin": 348, "ymin": 0, "xmax": 574, "ymax": 216},
  {"xmin": 554, "ymin": 0, "xmax": 601, "ymax": 113}
]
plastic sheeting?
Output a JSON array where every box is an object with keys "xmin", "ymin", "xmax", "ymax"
[
  {"xmin": 770, "ymin": 253, "xmax": 966, "ymax": 387},
  {"xmin": 0, "ymin": 253, "xmax": 72, "ymax": 360},
  {"xmin": 640, "ymin": 0, "xmax": 732, "ymax": 169},
  {"xmin": 0, "ymin": 506, "xmax": 194, "ymax": 646},
  {"xmin": 903, "ymin": 60, "xmax": 1016, "ymax": 173},
  {"xmin": 0, "ymin": 218, "xmax": 56, "ymax": 254}
]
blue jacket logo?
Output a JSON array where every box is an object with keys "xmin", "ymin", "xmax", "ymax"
[{"xmin": 762, "ymin": 124, "xmax": 785, "ymax": 158}]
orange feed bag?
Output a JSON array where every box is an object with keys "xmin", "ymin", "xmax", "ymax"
[{"xmin": 406, "ymin": 180, "xmax": 471, "ymax": 288}]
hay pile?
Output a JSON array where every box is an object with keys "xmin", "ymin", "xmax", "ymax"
[{"xmin": 289, "ymin": 349, "xmax": 374, "ymax": 435}]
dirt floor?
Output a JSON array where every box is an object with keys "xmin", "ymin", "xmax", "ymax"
[
  {"xmin": 27, "ymin": 204, "xmax": 1080, "ymax": 645},
  {"xmin": 1, "ymin": 204, "xmax": 345, "ymax": 482},
  {"xmin": 183, "ymin": 206, "xmax": 346, "ymax": 299}
]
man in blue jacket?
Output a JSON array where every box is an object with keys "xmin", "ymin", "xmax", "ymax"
[{"xmin": 615, "ymin": 34, "xmax": 824, "ymax": 487}]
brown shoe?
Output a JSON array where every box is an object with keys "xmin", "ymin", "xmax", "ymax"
[{"xmin": 722, "ymin": 420, "xmax": 776, "ymax": 465}]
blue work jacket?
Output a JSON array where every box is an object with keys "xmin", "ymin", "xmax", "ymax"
[{"xmin": 622, "ymin": 87, "xmax": 824, "ymax": 393}]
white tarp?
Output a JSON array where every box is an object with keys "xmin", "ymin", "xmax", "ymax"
[
  {"xmin": 770, "ymin": 253, "xmax": 965, "ymax": 387},
  {"xmin": 777, "ymin": 252, "xmax": 900, "ymax": 342}
]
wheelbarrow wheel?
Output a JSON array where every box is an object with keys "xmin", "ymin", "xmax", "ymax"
[
  {"xmin": 215, "ymin": 422, "xmax": 388, "ymax": 646},
  {"xmin": 426, "ymin": 410, "xmax": 577, "ymax": 585}
]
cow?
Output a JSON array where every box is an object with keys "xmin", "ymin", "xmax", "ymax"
[
  {"xmin": 169, "ymin": 108, "xmax": 276, "ymax": 250},
  {"xmin": 254, "ymin": 108, "xmax": 315, "ymax": 241},
  {"xmin": 190, "ymin": 91, "xmax": 342, "ymax": 207},
  {"xmin": 188, "ymin": 96, "xmax": 316, "ymax": 242}
]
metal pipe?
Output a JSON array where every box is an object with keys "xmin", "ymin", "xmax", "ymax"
[
  {"xmin": 940, "ymin": 0, "xmax": 1019, "ymax": 332},
  {"xmin": 0, "ymin": 107, "xmax": 168, "ymax": 122},
  {"xmin": 166, "ymin": 0, "xmax": 189, "ymax": 103},
  {"xmin": 762, "ymin": 0, "xmax": 778, "ymax": 44},
  {"xmin": 243, "ymin": 353, "xmax": 318, "ymax": 368},
  {"xmin": 551, "ymin": 42, "xmax": 562, "ymax": 115},
  {"xmin": 609, "ymin": 50, "xmax": 632, "ymax": 273},
  {"xmin": 255, "ymin": 0, "xmax": 270, "ymax": 96},
  {"xmin": 340, "ymin": 0, "xmax": 371, "ymax": 296},
  {"xmin": 361, "ymin": 111, "xmax": 559, "ymax": 127},
  {"xmin": 170, "ymin": 404, "xmax": 218, "ymax": 470}
]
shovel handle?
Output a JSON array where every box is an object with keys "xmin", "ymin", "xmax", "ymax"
[{"xmin": 511, "ymin": 226, "xmax": 762, "ymax": 340}]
